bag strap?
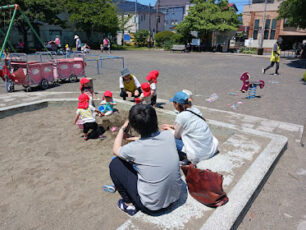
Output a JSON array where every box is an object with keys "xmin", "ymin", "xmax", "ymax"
[{"xmin": 186, "ymin": 109, "xmax": 206, "ymax": 121}]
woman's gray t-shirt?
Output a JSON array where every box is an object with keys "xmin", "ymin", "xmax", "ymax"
[{"xmin": 119, "ymin": 131, "xmax": 182, "ymax": 211}]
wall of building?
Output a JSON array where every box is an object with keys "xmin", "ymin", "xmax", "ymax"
[
  {"xmin": 160, "ymin": 6, "xmax": 185, "ymax": 31},
  {"xmin": 116, "ymin": 12, "xmax": 164, "ymax": 45},
  {"xmin": 243, "ymin": 1, "xmax": 306, "ymax": 50}
]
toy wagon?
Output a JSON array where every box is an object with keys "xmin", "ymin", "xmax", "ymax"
[{"xmin": 0, "ymin": 53, "xmax": 54, "ymax": 92}]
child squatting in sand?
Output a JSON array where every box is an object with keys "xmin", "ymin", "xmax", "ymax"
[{"xmin": 74, "ymin": 94, "xmax": 104, "ymax": 141}]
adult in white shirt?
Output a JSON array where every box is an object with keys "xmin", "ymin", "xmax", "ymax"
[
  {"xmin": 162, "ymin": 91, "xmax": 218, "ymax": 164},
  {"xmin": 74, "ymin": 35, "xmax": 82, "ymax": 51}
]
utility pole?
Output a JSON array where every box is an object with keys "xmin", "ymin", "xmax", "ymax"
[
  {"xmin": 155, "ymin": 0, "xmax": 160, "ymax": 36},
  {"xmin": 149, "ymin": 3, "xmax": 152, "ymax": 47},
  {"xmin": 258, "ymin": 0, "xmax": 267, "ymax": 55},
  {"xmin": 135, "ymin": 0, "xmax": 137, "ymax": 32}
]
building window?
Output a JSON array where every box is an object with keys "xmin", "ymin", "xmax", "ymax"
[
  {"xmin": 270, "ymin": 19, "xmax": 276, "ymax": 39},
  {"xmin": 264, "ymin": 19, "xmax": 270, "ymax": 39},
  {"xmin": 253, "ymin": 19, "xmax": 259, "ymax": 39}
]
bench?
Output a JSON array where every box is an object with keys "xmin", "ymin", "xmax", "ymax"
[{"xmin": 171, "ymin": 44, "xmax": 186, "ymax": 52}]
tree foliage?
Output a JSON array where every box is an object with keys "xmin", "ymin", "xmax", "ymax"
[
  {"xmin": 176, "ymin": 0, "xmax": 239, "ymax": 41},
  {"xmin": 66, "ymin": 0, "xmax": 119, "ymax": 37},
  {"xmin": 0, "ymin": 0, "xmax": 65, "ymax": 49},
  {"xmin": 278, "ymin": 0, "xmax": 306, "ymax": 29},
  {"xmin": 154, "ymin": 30, "xmax": 183, "ymax": 49},
  {"xmin": 134, "ymin": 30, "xmax": 149, "ymax": 47}
]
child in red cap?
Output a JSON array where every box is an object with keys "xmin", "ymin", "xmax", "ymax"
[
  {"xmin": 73, "ymin": 94, "xmax": 104, "ymax": 140},
  {"xmin": 146, "ymin": 70, "xmax": 159, "ymax": 106},
  {"xmin": 99, "ymin": 90, "xmax": 117, "ymax": 116},
  {"xmin": 139, "ymin": 82, "xmax": 152, "ymax": 104},
  {"xmin": 80, "ymin": 77, "xmax": 96, "ymax": 106}
]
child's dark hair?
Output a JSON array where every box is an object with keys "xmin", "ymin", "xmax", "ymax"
[{"xmin": 129, "ymin": 104, "xmax": 158, "ymax": 138}]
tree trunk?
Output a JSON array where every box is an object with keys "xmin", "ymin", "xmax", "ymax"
[
  {"xmin": 121, "ymin": 30, "xmax": 124, "ymax": 46},
  {"xmin": 23, "ymin": 29, "xmax": 28, "ymax": 53}
]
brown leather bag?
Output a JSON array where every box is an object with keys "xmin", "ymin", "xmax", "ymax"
[{"xmin": 181, "ymin": 164, "xmax": 229, "ymax": 208}]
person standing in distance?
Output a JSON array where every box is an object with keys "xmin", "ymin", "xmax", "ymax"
[
  {"xmin": 262, "ymin": 38, "xmax": 282, "ymax": 75},
  {"xmin": 74, "ymin": 35, "xmax": 82, "ymax": 52}
]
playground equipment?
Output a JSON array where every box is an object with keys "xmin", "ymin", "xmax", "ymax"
[
  {"xmin": 0, "ymin": 4, "xmax": 50, "ymax": 61},
  {"xmin": 240, "ymin": 72, "xmax": 265, "ymax": 99},
  {"xmin": 0, "ymin": 53, "xmax": 54, "ymax": 92},
  {"xmin": 0, "ymin": 53, "xmax": 86, "ymax": 92},
  {"xmin": 85, "ymin": 54, "xmax": 125, "ymax": 75}
]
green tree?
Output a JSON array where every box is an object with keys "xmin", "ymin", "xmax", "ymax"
[
  {"xmin": 66, "ymin": 0, "xmax": 119, "ymax": 39},
  {"xmin": 176, "ymin": 0, "xmax": 239, "ymax": 43},
  {"xmin": 278, "ymin": 0, "xmax": 306, "ymax": 29},
  {"xmin": 0, "ymin": 0, "xmax": 65, "ymax": 50},
  {"xmin": 134, "ymin": 30, "xmax": 149, "ymax": 46}
]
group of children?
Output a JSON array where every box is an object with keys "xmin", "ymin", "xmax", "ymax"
[
  {"xmin": 74, "ymin": 68, "xmax": 159, "ymax": 141},
  {"xmin": 74, "ymin": 77, "xmax": 117, "ymax": 140}
]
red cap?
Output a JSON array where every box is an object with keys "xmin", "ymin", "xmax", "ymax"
[
  {"xmin": 141, "ymin": 82, "xmax": 151, "ymax": 97},
  {"xmin": 104, "ymin": 90, "xmax": 113, "ymax": 98},
  {"xmin": 151, "ymin": 70, "xmax": 159, "ymax": 78},
  {"xmin": 78, "ymin": 94, "xmax": 90, "ymax": 109},
  {"xmin": 80, "ymin": 78, "xmax": 90, "ymax": 86},
  {"xmin": 146, "ymin": 72, "xmax": 157, "ymax": 83},
  {"xmin": 80, "ymin": 78, "xmax": 90, "ymax": 90}
]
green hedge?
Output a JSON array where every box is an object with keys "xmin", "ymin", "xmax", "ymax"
[
  {"xmin": 240, "ymin": 47, "xmax": 257, "ymax": 54},
  {"xmin": 154, "ymin": 31, "xmax": 183, "ymax": 50},
  {"xmin": 134, "ymin": 30, "xmax": 150, "ymax": 47}
]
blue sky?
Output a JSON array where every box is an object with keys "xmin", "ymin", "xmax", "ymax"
[{"xmin": 134, "ymin": 0, "xmax": 249, "ymax": 13}]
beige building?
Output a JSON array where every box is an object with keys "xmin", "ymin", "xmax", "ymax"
[{"xmin": 243, "ymin": 0, "xmax": 306, "ymax": 51}]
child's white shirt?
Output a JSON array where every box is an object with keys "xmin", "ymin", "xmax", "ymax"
[
  {"xmin": 150, "ymin": 83, "xmax": 157, "ymax": 96},
  {"xmin": 76, "ymin": 105, "xmax": 96, "ymax": 123}
]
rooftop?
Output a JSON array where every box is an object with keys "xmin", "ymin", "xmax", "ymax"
[
  {"xmin": 156, "ymin": 0, "xmax": 190, "ymax": 8},
  {"xmin": 116, "ymin": 0, "xmax": 156, "ymax": 13}
]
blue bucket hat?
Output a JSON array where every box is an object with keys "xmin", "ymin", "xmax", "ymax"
[{"xmin": 170, "ymin": 91, "xmax": 189, "ymax": 104}]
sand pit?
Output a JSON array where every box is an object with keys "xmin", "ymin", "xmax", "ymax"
[
  {"xmin": 0, "ymin": 101, "xmax": 249, "ymax": 230},
  {"xmin": 0, "ymin": 100, "xmax": 287, "ymax": 230},
  {"xmin": 0, "ymin": 102, "xmax": 192, "ymax": 229}
]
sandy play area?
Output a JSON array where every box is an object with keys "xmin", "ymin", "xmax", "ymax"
[
  {"xmin": 0, "ymin": 102, "xmax": 190, "ymax": 229},
  {"xmin": 0, "ymin": 99, "xmax": 276, "ymax": 230}
]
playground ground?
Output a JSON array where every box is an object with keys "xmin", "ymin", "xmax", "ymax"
[{"xmin": 0, "ymin": 50, "xmax": 305, "ymax": 229}]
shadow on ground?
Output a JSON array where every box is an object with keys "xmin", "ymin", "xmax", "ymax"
[
  {"xmin": 286, "ymin": 59, "xmax": 306, "ymax": 69},
  {"xmin": 145, "ymin": 180, "xmax": 188, "ymax": 217}
]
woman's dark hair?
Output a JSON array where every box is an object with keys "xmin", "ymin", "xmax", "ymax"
[{"xmin": 129, "ymin": 104, "xmax": 158, "ymax": 138}]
